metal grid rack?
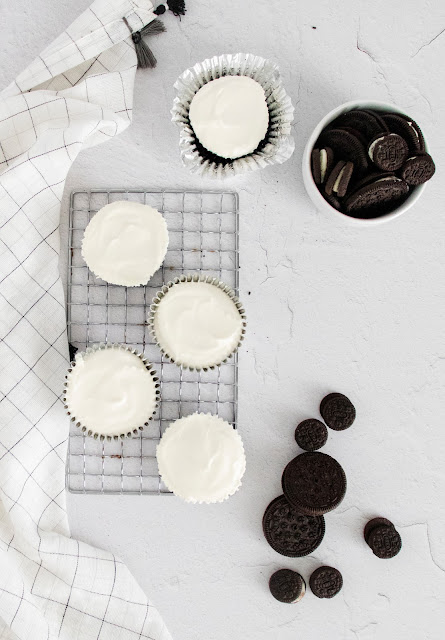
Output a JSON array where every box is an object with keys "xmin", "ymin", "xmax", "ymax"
[{"xmin": 66, "ymin": 189, "xmax": 239, "ymax": 494}]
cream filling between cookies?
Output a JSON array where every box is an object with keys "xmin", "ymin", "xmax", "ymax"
[
  {"xmin": 153, "ymin": 281, "xmax": 243, "ymax": 368},
  {"xmin": 332, "ymin": 165, "xmax": 347, "ymax": 194},
  {"xmin": 319, "ymin": 148, "xmax": 328, "ymax": 182},
  {"xmin": 293, "ymin": 581, "xmax": 306, "ymax": 603},
  {"xmin": 65, "ymin": 348, "xmax": 157, "ymax": 436}
]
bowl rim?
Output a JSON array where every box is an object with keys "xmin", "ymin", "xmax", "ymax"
[{"xmin": 302, "ymin": 99, "xmax": 429, "ymax": 226}]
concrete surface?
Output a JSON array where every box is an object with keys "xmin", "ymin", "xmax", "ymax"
[{"xmin": 1, "ymin": 0, "xmax": 445, "ymax": 638}]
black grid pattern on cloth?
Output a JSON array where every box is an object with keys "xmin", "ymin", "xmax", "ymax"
[{"xmin": 0, "ymin": 1, "xmax": 172, "ymax": 638}]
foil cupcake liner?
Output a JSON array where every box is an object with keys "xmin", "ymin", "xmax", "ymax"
[
  {"xmin": 63, "ymin": 343, "xmax": 160, "ymax": 440},
  {"xmin": 171, "ymin": 52, "xmax": 295, "ymax": 178},
  {"xmin": 148, "ymin": 274, "xmax": 247, "ymax": 370}
]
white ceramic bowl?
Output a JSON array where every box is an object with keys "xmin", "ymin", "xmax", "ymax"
[{"xmin": 302, "ymin": 100, "xmax": 429, "ymax": 225}]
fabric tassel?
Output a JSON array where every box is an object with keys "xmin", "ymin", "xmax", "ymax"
[
  {"xmin": 167, "ymin": 1, "xmax": 186, "ymax": 17},
  {"xmin": 126, "ymin": 18, "xmax": 166, "ymax": 69}
]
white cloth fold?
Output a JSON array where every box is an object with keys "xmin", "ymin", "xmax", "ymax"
[{"xmin": 0, "ymin": 1, "xmax": 172, "ymax": 638}]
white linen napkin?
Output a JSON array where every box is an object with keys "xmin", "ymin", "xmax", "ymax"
[{"xmin": 0, "ymin": 1, "xmax": 172, "ymax": 638}]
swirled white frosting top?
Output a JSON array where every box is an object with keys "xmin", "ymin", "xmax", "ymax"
[
  {"xmin": 152, "ymin": 280, "xmax": 243, "ymax": 369},
  {"xmin": 189, "ymin": 75, "xmax": 269, "ymax": 159},
  {"xmin": 81, "ymin": 201, "xmax": 168, "ymax": 286},
  {"xmin": 157, "ymin": 413, "xmax": 246, "ymax": 503},
  {"xmin": 65, "ymin": 347, "xmax": 157, "ymax": 437}
]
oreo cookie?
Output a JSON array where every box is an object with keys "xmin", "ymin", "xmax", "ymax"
[
  {"xmin": 382, "ymin": 113, "xmax": 425, "ymax": 152},
  {"xmin": 282, "ymin": 452, "xmax": 347, "ymax": 515},
  {"xmin": 311, "ymin": 147, "xmax": 334, "ymax": 185},
  {"xmin": 366, "ymin": 521, "xmax": 402, "ymax": 559},
  {"xmin": 318, "ymin": 128, "xmax": 368, "ymax": 175},
  {"xmin": 295, "ymin": 419, "xmax": 328, "ymax": 451},
  {"xmin": 262, "ymin": 495, "xmax": 325, "ymax": 557},
  {"xmin": 364, "ymin": 517, "xmax": 394, "ymax": 542},
  {"xmin": 325, "ymin": 160, "xmax": 354, "ymax": 198},
  {"xmin": 368, "ymin": 133, "xmax": 409, "ymax": 171},
  {"xmin": 320, "ymin": 393, "xmax": 356, "ymax": 431},
  {"xmin": 309, "ymin": 566, "xmax": 343, "ymax": 598},
  {"xmin": 333, "ymin": 109, "xmax": 386, "ymax": 142},
  {"xmin": 269, "ymin": 569, "xmax": 306, "ymax": 603},
  {"xmin": 344, "ymin": 176, "xmax": 409, "ymax": 218},
  {"xmin": 401, "ymin": 153, "xmax": 435, "ymax": 185},
  {"xmin": 323, "ymin": 191, "xmax": 342, "ymax": 211}
]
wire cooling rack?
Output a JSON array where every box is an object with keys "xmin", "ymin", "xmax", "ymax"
[{"xmin": 66, "ymin": 189, "xmax": 239, "ymax": 494}]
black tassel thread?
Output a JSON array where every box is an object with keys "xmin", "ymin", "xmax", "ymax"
[
  {"xmin": 167, "ymin": 1, "xmax": 186, "ymax": 17},
  {"xmin": 129, "ymin": 19, "xmax": 166, "ymax": 69}
]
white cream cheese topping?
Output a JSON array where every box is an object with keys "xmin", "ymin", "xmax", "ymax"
[
  {"xmin": 65, "ymin": 348, "xmax": 157, "ymax": 436},
  {"xmin": 156, "ymin": 413, "xmax": 246, "ymax": 503},
  {"xmin": 189, "ymin": 75, "xmax": 269, "ymax": 159},
  {"xmin": 153, "ymin": 281, "xmax": 243, "ymax": 368},
  {"xmin": 81, "ymin": 201, "xmax": 169, "ymax": 286}
]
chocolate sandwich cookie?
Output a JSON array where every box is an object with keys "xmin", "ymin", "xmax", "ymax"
[
  {"xmin": 401, "ymin": 152, "xmax": 435, "ymax": 185},
  {"xmin": 263, "ymin": 495, "xmax": 325, "ymax": 557},
  {"xmin": 269, "ymin": 569, "xmax": 306, "ymax": 603},
  {"xmin": 382, "ymin": 113, "xmax": 425, "ymax": 152},
  {"xmin": 336, "ymin": 126, "xmax": 368, "ymax": 148},
  {"xmin": 360, "ymin": 109, "xmax": 390, "ymax": 132},
  {"xmin": 325, "ymin": 160, "xmax": 354, "ymax": 198},
  {"xmin": 320, "ymin": 393, "xmax": 356, "ymax": 431},
  {"xmin": 364, "ymin": 517, "xmax": 395, "ymax": 542},
  {"xmin": 318, "ymin": 129, "xmax": 368, "ymax": 175},
  {"xmin": 332, "ymin": 109, "xmax": 386, "ymax": 142},
  {"xmin": 309, "ymin": 566, "xmax": 343, "ymax": 598},
  {"xmin": 311, "ymin": 147, "xmax": 334, "ymax": 185},
  {"xmin": 323, "ymin": 191, "xmax": 342, "ymax": 211},
  {"xmin": 282, "ymin": 452, "xmax": 347, "ymax": 515},
  {"xmin": 295, "ymin": 419, "xmax": 328, "ymax": 451},
  {"xmin": 344, "ymin": 176, "xmax": 409, "ymax": 218},
  {"xmin": 368, "ymin": 133, "xmax": 409, "ymax": 171},
  {"xmin": 366, "ymin": 522, "xmax": 402, "ymax": 559}
]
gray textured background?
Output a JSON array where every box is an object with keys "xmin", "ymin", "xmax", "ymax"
[{"xmin": 1, "ymin": 1, "xmax": 445, "ymax": 638}]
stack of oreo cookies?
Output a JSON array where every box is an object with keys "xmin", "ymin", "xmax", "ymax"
[{"xmin": 311, "ymin": 109, "xmax": 436, "ymax": 219}]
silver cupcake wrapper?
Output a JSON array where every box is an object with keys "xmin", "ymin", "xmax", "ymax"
[
  {"xmin": 148, "ymin": 274, "xmax": 247, "ymax": 371},
  {"xmin": 63, "ymin": 343, "xmax": 160, "ymax": 441},
  {"xmin": 171, "ymin": 52, "xmax": 295, "ymax": 178}
]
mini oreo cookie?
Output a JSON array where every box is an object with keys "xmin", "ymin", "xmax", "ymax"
[
  {"xmin": 325, "ymin": 160, "xmax": 354, "ymax": 198},
  {"xmin": 269, "ymin": 569, "xmax": 306, "ymax": 603},
  {"xmin": 309, "ymin": 566, "xmax": 343, "ymax": 598},
  {"xmin": 263, "ymin": 495, "xmax": 325, "ymax": 557},
  {"xmin": 400, "ymin": 153, "xmax": 435, "ymax": 185},
  {"xmin": 367, "ymin": 524, "xmax": 402, "ymax": 559},
  {"xmin": 344, "ymin": 176, "xmax": 409, "ymax": 218},
  {"xmin": 320, "ymin": 393, "xmax": 356, "ymax": 431},
  {"xmin": 382, "ymin": 113, "xmax": 425, "ymax": 152},
  {"xmin": 311, "ymin": 147, "xmax": 334, "ymax": 185},
  {"xmin": 364, "ymin": 517, "xmax": 395, "ymax": 543},
  {"xmin": 282, "ymin": 452, "xmax": 347, "ymax": 515},
  {"xmin": 318, "ymin": 129, "xmax": 368, "ymax": 175},
  {"xmin": 295, "ymin": 419, "xmax": 328, "ymax": 451},
  {"xmin": 368, "ymin": 133, "xmax": 409, "ymax": 171},
  {"xmin": 333, "ymin": 109, "xmax": 386, "ymax": 142}
]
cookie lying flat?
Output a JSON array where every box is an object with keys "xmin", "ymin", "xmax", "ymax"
[
  {"xmin": 382, "ymin": 113, "xmax": 425, "ymax": 152},
  {"xmin": 365, "ymin": 519, "xmax": 402, "ymax": 559},
  {"xmin": 401, "ymin": 153, "xmax": 435, "ymax": 185},
  {"xmin": 282, "ymin": 452, "xmax": 347, "ymax": 515},
  {"xmin": 309, "ymin": 566, "xmax": 343, "ymax": 598},
  {"xmin": 295, "ymin": 419, "xmax": 328, "ymax": 451},
  {"xmin": 269, "ymin": 569, "xmax": 306, "ymax": 603},
  {"xmin": 333, "ymin": 109, "xmax": 386, "ymax": 141},
  {"xmin": 263, "ymin": 495, "xmax": 325, "ymax": 557},
  {"xmin": 320, "ymin": 392, "xmax": 356, "ymax": 431},
  {"xmin": 368, "ymin": 133, "xmax": 409, "ymax": 171},
  {"xmin": 318, "ymin": 128, "xmax": 368, "ymax": 175},
  {"xmin": 344, "ymin": 176, "xmax": 409, "ymax": 218}
]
